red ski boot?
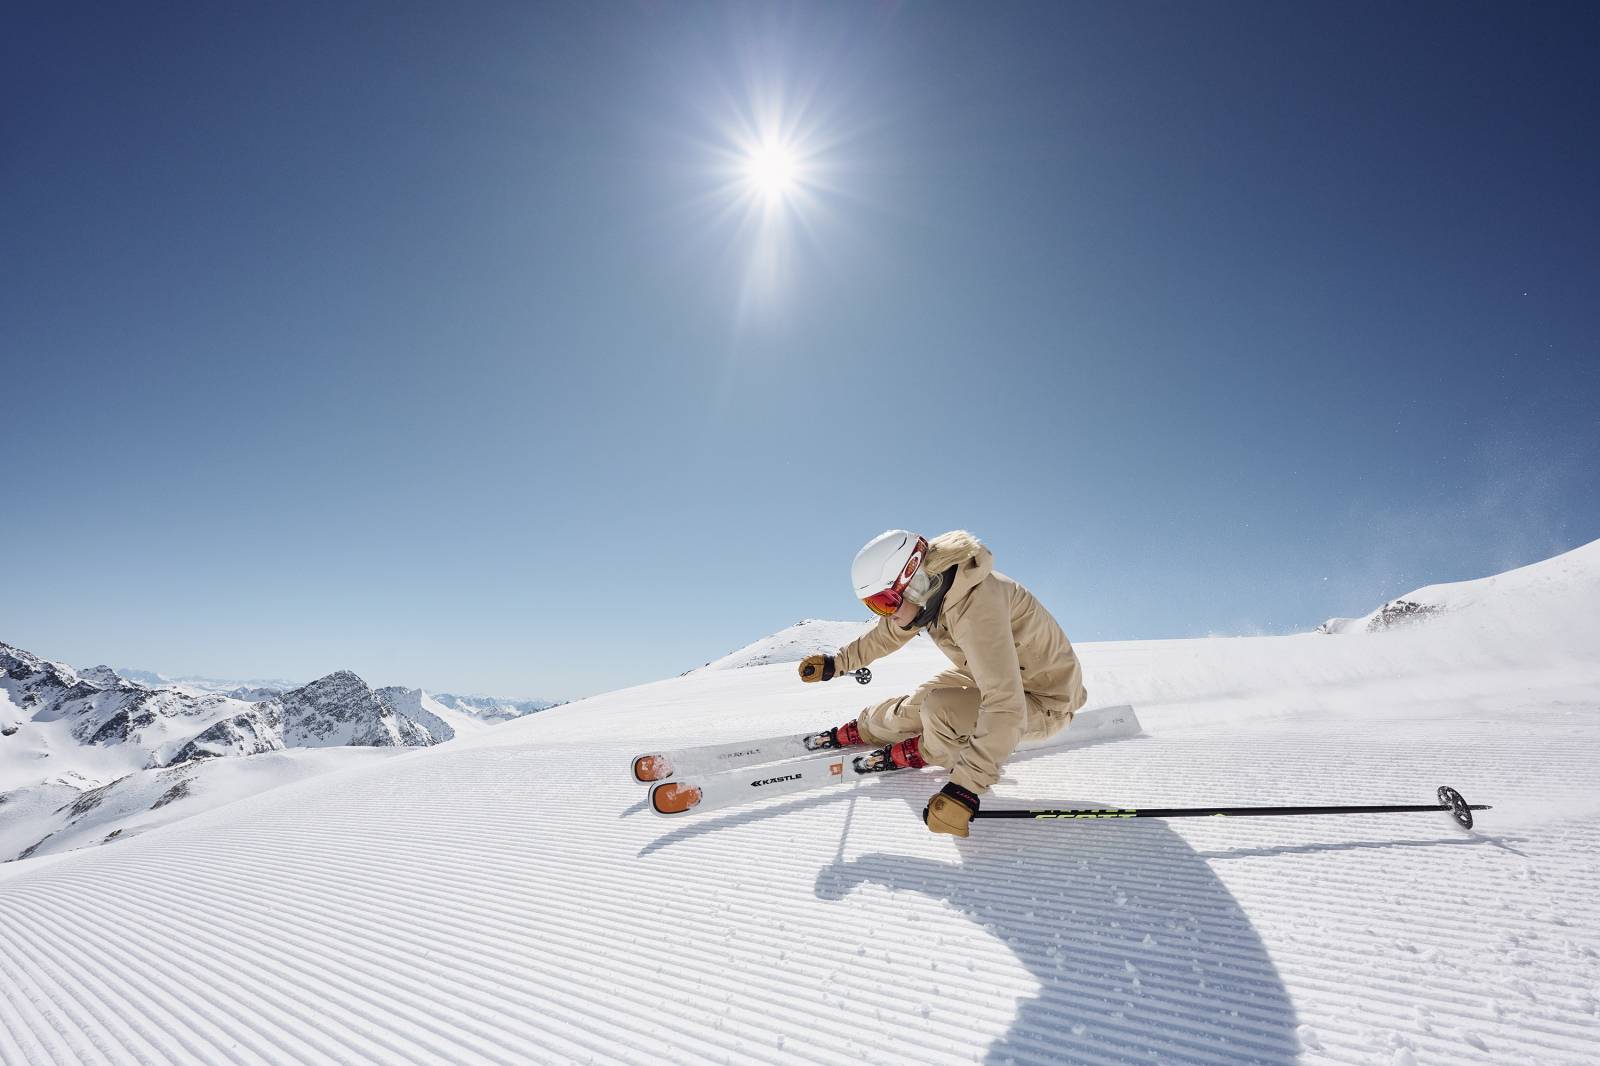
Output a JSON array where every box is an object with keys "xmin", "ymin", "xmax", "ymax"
[
  {"xmin": 852, "ymin": 736, "xmax": 927, "ymax": 774},
  {"xmin": 804, "ymin": 719, "xmax": 864, "ymax": 752}
]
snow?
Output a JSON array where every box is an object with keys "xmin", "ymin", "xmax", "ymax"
[
  {"xmin": 1, "ymin": 539, "xmax": 1598, "ymax": 1064},
  {"xmin": 1, "ymin": 748, "xmax": 406, "ymax": 862}
]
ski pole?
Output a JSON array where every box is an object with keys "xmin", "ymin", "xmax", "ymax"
[{"xmin": 974, "ymin": 786, "xmax": 1487, "ymax": 830}]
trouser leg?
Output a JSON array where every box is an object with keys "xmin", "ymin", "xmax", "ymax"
[
  {"xmin": 915, "ymin": 682, "xmax": 983, "ymax": 770},
  {"xmin": 922, "ymin": 690, "xmax": 1071, "ymax": 781},
  {"xmin": 855, "ymin": 670, "xmax": 976, "ymax": 748}
]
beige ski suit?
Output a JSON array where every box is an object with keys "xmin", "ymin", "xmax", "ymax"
[{"xmin": 833, "ymin": 531, "xmax": 1087, "ymax": 795}]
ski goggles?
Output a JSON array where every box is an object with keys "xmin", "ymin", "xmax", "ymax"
[
  {"xmin": 861, "ymin": 536, "xmax": 929, "ymax": 617},
  {"xmin": 862, "ymin": 587, "xmax": 906, "ymax": 617}
]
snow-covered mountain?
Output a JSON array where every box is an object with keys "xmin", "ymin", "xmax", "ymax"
[
  {"xmin": 2, "ymin": 537, "xmax": 1596, "ymax": 1064},
  {"xmin": 689, "ymin": 617, "xmax": 879, "ymax": 672},
  {"xmin": 2, "ymin": 642, "xmax": 553, "ymax": 862},
  {"xmin": 1317, "ymin": 537, "xmax": 1600, "ymax": 634},
  {"xmin": 0, "ymin": 642, "xmax": 250, "ymax": 774},
  {"xmin": 167, "ymin": 670, "xmax": 442, "ymax": 763},
  {"xmin": 1, "ymin": 645, "xmax": 451, "ymax": 779}
]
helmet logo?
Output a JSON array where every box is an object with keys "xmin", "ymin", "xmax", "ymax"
[{"xmin": 900, "ymin": 549, "xmax": 924, "ymax": 585}]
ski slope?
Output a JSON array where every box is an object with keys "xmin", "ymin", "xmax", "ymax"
[
  {"xmin": 690, "ymin": 618, "xmax": 877, "ymax": 673},
  {"xmin": 2, "ymin": 542, "xmax": 1598, "ymax": 1065}
]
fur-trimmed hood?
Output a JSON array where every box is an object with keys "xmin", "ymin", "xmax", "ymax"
[
  {"xmin": 924, "ymin": 529, "xmax": 985, "ymax": 575},
  {"xmin": 924, "ymin": 530, "xmax": 992, "ymax": 611}
]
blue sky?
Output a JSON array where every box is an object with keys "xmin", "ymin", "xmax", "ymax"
[{"xmin": 3, "ymin": 2, "xmax": 1597, "ymax": 699}]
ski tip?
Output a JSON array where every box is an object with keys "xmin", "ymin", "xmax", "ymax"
[
  {"xmin": 650, "ymin": 781, "xmax": 702, "ymax": 816},
  {"xmin": 633, "ymin": 754, "xmax": 674, "ymax": 783}
]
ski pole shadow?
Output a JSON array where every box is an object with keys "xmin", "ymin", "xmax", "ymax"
[
  {"xmin": 815, "ymin": 795, "xmax": 1302, "ymax": 1066},
  {"xmin": 1196, "ymin": 833, "xmax": 1525, "ymax": 861}
]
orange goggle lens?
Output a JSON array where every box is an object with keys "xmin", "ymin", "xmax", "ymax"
[{"xmin": 863, "ymin": 588, "xmax": 903, "ymax": 617}]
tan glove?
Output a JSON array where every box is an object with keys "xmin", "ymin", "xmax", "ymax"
[
  {"xmin": 798, "ymin": 654, "xmax": 837, "ymax": 683},
  {"xmin": 924, "ymin": 783, "xmax": 980, "ymax": 837}
]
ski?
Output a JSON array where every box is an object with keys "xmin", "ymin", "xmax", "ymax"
[
  {"xmin": 629, "ymin": 668, "xmax": 872, "ymax": 784},
  {"xmin": 629, "ymin": 730, "xmax": 861, "ymax": 784},
  {"xmin": 649, "ymin": 748, "xmax": 873, "ymax": 816},
  {"xmin": 1017, "ymin": 703, "xmax": 1141, "ymax": 754},
  {"xmin": 631, "ymin": 700, "xmax": 1139, "ymax": 785},
  {"xmin": 648, "ymin": 704, "xmax": 1142, "ymax": 818}
]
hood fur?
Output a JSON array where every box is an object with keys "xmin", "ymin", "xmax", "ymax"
[{"xmin": 924, "ymin": 530, "xmax": 985, "ymax": 576}]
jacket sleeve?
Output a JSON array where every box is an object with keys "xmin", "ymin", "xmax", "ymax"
[
  {"xmin": 834, "ymin": 616, "xmax": 919, "ymax": 673},
  {"xmin": 947, "ymin": 578, "xmax": 1026, "ymax": 795}
]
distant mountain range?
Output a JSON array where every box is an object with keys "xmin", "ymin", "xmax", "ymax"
[
  {"xmin": 0, "ymin": 640, "xmax": 561, "ymax": 862},
  {"xmin": 105, "ymin": 665, "xmax": 556, "ymax": 715},
  {"xmin": 109, "ymin": 666, "xmax": 300, "ymax": 694}
]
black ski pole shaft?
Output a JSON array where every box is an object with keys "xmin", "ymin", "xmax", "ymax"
[
  {"xmin": 973, "ymin": 786, "xmax": 1487, "ymax": 829},
  {"xmin": 975, "ymin": 804, "xmax": 1483, "ymax": 819}
]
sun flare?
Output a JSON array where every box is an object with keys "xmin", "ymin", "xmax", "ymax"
[
  {"xmin": 744, "ymin": 141, "xmax": 800, "ymax": 201},
  {"xmin": 699, "ymin": 80, "xmax": 859, "ymax": 314}
]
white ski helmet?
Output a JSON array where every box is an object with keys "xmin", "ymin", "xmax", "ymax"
[{"xmin": 852, "ymin": 529, "xmax": 930, "ymax": 617}]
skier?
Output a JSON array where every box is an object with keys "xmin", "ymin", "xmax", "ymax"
[{"xmin": 799, "ymin": 530, "xmax": 1087, "ymax": 837}]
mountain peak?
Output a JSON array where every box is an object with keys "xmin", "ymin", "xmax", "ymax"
[
  {"xmin": 292, "ymin": 670, "xmax": 370, "ymax": 698},
  {"xmin": 79, "ymin": 665, "xmax": 127, "ymax": 688}
]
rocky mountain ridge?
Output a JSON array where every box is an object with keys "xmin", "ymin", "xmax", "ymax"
[
  {"xmin": 1, "ymin": 642, "xmax": 464, "ymax": 776},
  {"xmin": 2, "ymin": 639, "xmax": 547, "ymax": 863},
  {"xmin": 169, "ymin": 671, "xmax": 441, "ymax": 763},
  {"xmin": 0, "ymin": 642, "xmax": 243, "ymax": 755}
]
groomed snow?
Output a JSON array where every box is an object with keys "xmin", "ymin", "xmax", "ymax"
[{"xmin": 1, "ymin": 541, "xmax": 1597, "ymax": 1065}]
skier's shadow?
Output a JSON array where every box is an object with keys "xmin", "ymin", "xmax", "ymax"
[{"xmin": 815, "ymin": 795, "xmax": 1302, "ymax": 1066}]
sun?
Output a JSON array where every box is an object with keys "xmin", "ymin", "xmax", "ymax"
[
  {"xmin": 695, "ymin": 78, "xmax": 860, "ymax": 313},
  {"xmin": 744, "ymin": 140, "xmax": 800, "ymax": 203}
]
